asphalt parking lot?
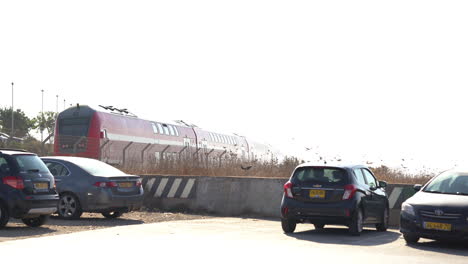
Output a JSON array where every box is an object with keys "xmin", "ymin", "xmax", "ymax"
[
  {"xmin": 1, "ymin": 217, "xmax": 467, "ymax": 263},
  {"xmin": 0, "ymin": 210, "xmax": 210, "ymax": 242}
]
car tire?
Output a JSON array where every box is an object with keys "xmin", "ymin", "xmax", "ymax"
[
  {"xmin": 281, "ymin": 218, "xmax": 296, "ymax": 233},
  {"xmin": 376, "ymin": 207, "xmax": 389, "ymax": 232},
  {"xmin": 102, "ymin": 211, "xmax": 123, "ymax": 219},
  {"xmin": 403, "ymin": 233, "xmax": 420, "ymax": 244},
  {"xmin": 314, "ymin": 224, "xmax": 325, "ymax": 230},
  {"xmin": 22, "ymin": 215, "xmax": 49, "ymax": 227},
  {"xmin": 58, "ymin": 193, "xmax": 83, "ymax": 220},
  {"xmin": 349, "ymin": 208, "xmax": 364, "ymax": 236},
  {"xmin": 0, "ymin": 201, "xmax": 10, "ymax": 229}
]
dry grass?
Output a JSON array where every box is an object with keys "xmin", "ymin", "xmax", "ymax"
[
  {"xmin": 4, "ymin": 139, "xmax": 435, "ymax": 184},
  {"xmin": 120, "ymin": 156, "xmax": 301, "ymax": 178},
  {"xmin": 371, "ymin": 165, "xmax": 434, "ymax": 185},
  {"xmin": 120, "ymin": 156, "xmax": 435, "ymax": 184}
]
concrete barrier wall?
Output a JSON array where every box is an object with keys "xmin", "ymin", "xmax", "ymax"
[{"xmin": 141, "ymin": 175, "xmax": 417, "ymax": 226}]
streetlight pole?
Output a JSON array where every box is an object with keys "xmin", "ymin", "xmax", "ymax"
[
  {"xmin": 56, "ymin": 94, "xmax": 58, "ymax": 114},
  {"xmin": 11, "ymin": 82, "xmax": 14, "ymax": 139},
  {"xmin": 63, "ymin": 99, "xmax": 66, "ymax": 110},
  {"xmin": 41, "ymin": 89, "xmax": 44, "ymax": 142}
]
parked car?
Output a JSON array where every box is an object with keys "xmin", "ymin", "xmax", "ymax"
[
  {"xmin": 0, "ymin": 149, "xmax": 59, "ymax": 228},
  {"xmin": 400, "ymin": 169, "xmax": 468, "ymax": 243},
  {"xmin": 41, "ymin": 156, "xmax": 144, "ymax": 219},
  {"xmin": 281, "ymin": 164, "xmax": 389, "ymax": 236}
]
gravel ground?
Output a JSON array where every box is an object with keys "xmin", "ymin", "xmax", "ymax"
[{"xmin": 0, "ymin": 210, "xmax": 211, "ymax": 243}]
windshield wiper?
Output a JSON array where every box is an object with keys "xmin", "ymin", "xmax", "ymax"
[
  {"xmin": 424, "ymin": 190, "xmax": 443, "ymax": 194},
  {"xmin": 455, "ymin": 192, "xmax": 468, "ymax": 195},
  {"xmin": 27, "ymin": 169, "xmax": 40, "ymax": 173}
]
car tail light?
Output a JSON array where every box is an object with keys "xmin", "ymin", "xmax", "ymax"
[
  {"xmin": 2, "ymin": 176, "xmax": 25, "ymax": 190},
  {"xmin": 135, "ymin": 179, "xmax": 142, "ymax": 187},
  {"xmin": 342, "ymin": 184, "xmax": 357, "ymax": 200},
  {"xmin": 284, "ymin": 181, "xmax": 293, "ymax": 198},
  {"xmin": 94, "ymin": 181, "xmax": 117, "ymax": 188}
]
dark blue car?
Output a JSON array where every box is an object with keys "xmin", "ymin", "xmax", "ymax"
[
  {"xmin": 281, "ymin": 164, "xmax": 389, "ymax": 236},
  {"xmin": 400, "ymin": 169, "xmax": 468, "ymax": 243},
  {"xmin": 41, "ymin": 156, "xmax": 144, "ymax": 219}
]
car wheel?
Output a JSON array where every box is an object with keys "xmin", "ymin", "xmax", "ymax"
[
  {"xmin": 102, "ymin": 211, "xmax": 123, "ymax": 219},
  {"xmin": 22, "ymin": 215, "xmax": 49, "ymax": 227},
  {"xmin": 349, "ymin": 208, "xmax": 363, "ymax": 236},
  {"xmin": 403, "ymin": 233, "xmax": 420, "ymax": 244},
  {"xmin": 58, "ymin": 193, "xmax": 83, "ymax": 219},
  {"xmin": 281, "ymin": 218, "xmax": 296, "ymax": 233},
  {"xmin": 0, "ymin": 202, "xmax": 10, "ymax": 229},
  {"xmin": 376, "ymin": 207, "xmax": 389, "ymax": 232},
  {"xmin": 314, "ymin": 224, "xmax": 325, "ymax": 230}
]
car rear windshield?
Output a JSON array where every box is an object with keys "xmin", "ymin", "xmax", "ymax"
[
  {"xmin": 14, "ymin": 155, "xmax": 50, "ymax": 173},
  {"xmin": 424, "ymin": 172, "xmax": 468, "ymax": 195},
  {"xmin": 71, "ymin": 158, "xmax": 128, "ymax": 177},
  {"xmin": 291, "ymin": 167, "xmax": 349, "ymax": 186}
]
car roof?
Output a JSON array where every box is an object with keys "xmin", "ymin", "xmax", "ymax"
[
  {"xmin": 0, "ymin": 148, "xmax": 35, "ymax": 155},
  {"xmin": 41, "ymin": 156, "xmax": 98, "ymax": 162},
  {"xmin": 295, "ymin": 163, "xmax": 367, "ymax": 170}
]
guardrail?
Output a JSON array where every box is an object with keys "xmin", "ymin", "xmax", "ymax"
[{"xmin": 141, "ymin": 175, "xmax": 416, "ymax": 226}]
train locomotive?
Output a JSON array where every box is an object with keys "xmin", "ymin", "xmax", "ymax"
[{"xmin": 53, "ymin": 104, "xmax": 276, "ymax": 166}]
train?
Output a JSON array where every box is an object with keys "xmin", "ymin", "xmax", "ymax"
[{"xmin": 53, "ymin": 104, "xmax": 278, "ymax": 166}]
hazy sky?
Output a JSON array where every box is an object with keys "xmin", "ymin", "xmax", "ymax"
[{"xmin": 1, "ymin": 1, "xmax": 467, "ymax": 172}]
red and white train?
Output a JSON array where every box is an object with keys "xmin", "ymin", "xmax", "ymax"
[{"xmin": 53, "ymin": 105, "xmax": 277, "ymax": 165}]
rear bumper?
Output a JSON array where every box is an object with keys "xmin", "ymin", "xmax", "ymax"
[
  {"xmin": 281, "ymin": 196, "xmax": 356, "ymax": 225},
  {"xmin": 400, "ymin": 212, "xmax": 468, "ymax": 241},
  {"xmin": 8, "ymin": 194, "xmax": 59, "ymax": 218},
  {"xmin": 84, "ymin": 188, "xmax": 144, "ymax": 213}
]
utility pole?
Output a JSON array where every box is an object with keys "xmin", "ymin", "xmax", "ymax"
[
  {"xmin": 11, "ymin": 82, "xmax": 14, "ymax": 138},
  {"xmin": 41, "ymin": 89, "xmax": 44, "ymax": 142}
]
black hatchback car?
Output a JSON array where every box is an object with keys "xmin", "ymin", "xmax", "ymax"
[
  {"xmin": 0, "ymin": 149, "xmax": 59, "ymax": 228},
  {"xmin": 281, "ymin": 164, "xmax": 389, "ymax": 235},
  {"xmin": 400, "ymin": 169, "xmax": 468, "ymax": 243}
]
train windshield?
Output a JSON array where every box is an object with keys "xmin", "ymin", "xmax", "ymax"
[{"xmin": 59, "ymin": 117, "xmax": 90, "ymax": 136}]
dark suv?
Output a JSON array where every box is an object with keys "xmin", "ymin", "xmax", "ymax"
[
  {"xmin": 0, "ymin": 149, "xmax": 59, "ymax": 228},
  {"xmin": 281, "ymin": 164, "xmax": 389, "ymax": 236}
]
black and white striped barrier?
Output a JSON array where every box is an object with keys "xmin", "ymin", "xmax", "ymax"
[
  {"xmin": 142, "ymin": 176, "xmax": 196, "ymax": 199},
  {"xmin": 140, "ymin": 175, "xmax": 417, "ymax": 226}
]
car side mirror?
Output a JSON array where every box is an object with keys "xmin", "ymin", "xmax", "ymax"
[
  {"xmin": 413, "ymin": 184, "xmax": 422, "ymax": 191},
  {"xmin": 378, "ymin": 181, "xmax": 387, "ymax": 188}
]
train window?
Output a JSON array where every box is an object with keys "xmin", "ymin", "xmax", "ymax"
[
  {"xmin": 162, "ymin": 125, "xmax": 170, "ymax": 135},
  {"xmin": 168, "ymin": 125, "xmax": 175, "ymax": 136},
  {"xmin": 151, "ymin": 123, "xmax": 158, "ymax": 134},
  {"xmin": 173, "ymin": 126, "xmax": 179, "ymax": 136},
  {"xmin": 157, "ymin": 123, "xmax": 164, "ymax": 134}
]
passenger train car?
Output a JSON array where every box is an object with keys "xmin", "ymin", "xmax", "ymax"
[{"xmin": 53, "ymin": 105, "xmax": 276, "ymax": 165}]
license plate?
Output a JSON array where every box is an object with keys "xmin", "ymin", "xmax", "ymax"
[
  {"xmin": 423, "ymin": 221, "xmax": 452, "ymax": 231},
  {"xmin": 118, "ymin": 182, "xmax": 133, "ymax": 188},
  {"xmin": 34, "ymin": 182, "xmax": 49, "ymax": 189},
  {"xmin": 309, "ymin": 189, "xmax": 325, "ymax": 198}
]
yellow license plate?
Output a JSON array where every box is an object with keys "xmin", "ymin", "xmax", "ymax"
[
  {"xmin": 423, "ymin": 222, "xmax": 452, "ymax": 231},
  {"xmin": 118, "ymin": 182, "xmax": 133, "ymax": 188},
  {"xmin": 34, "ymin": 182, "xmax": 48, "ymax": 189},
  {"xmin": 309, "ymin": 189, "xmax": 325, "ymax": 198}
]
